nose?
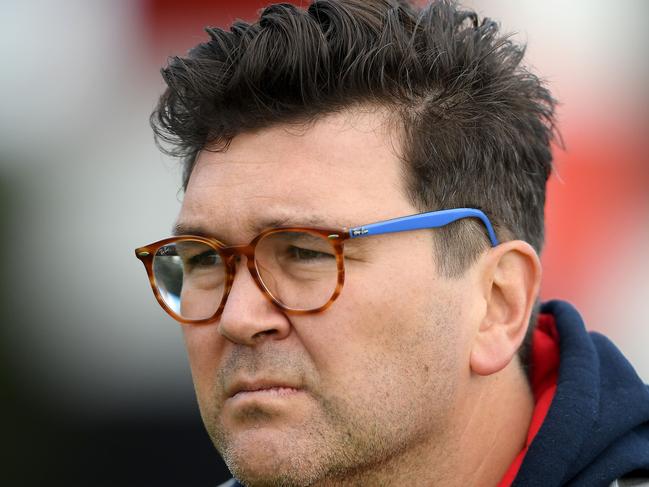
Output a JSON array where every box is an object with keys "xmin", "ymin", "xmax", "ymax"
[{"xmin": 217, "ymin": 257, "xmax": 291, "ymax": 346}]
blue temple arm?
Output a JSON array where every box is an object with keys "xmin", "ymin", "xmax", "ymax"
[{"xmin": 348, "ymin": 208, "xmax": 499, "ymax": 246}]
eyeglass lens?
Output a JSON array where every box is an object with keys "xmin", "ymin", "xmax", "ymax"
[{"xmin": 151, "ymin": 230, "xmax": 339, "ymax": 320}]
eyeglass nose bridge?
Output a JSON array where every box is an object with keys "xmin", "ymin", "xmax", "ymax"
[{"xmin": 216, "ymin": 242, "xmax": 281, "ymax": 312}]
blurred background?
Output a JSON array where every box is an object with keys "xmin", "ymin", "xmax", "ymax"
[{"xmin": 1, "ymin": 0, "xmax": 647, "ymax": 485}]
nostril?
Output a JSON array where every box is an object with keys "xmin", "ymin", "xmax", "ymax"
[{"xmin": 252, "ymin": 329, "xmax": 279, "ymax": 341}]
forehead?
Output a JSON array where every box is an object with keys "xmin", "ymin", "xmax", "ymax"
[{"xmin": 177, "ymin": 108, "xmax": 417, "ymax": 237}]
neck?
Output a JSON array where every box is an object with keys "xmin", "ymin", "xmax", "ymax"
[
  {"xmin": 455, "ymin": 358, "xmax": 534, "ymax": 486},
  {"xmin": 317, "ymin": 358, "xmax": 534, "ymax": 487}
]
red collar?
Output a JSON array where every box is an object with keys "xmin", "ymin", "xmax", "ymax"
[{"xmin": 498, "ymin": 314, "xmax": 560, "ymax": 487}]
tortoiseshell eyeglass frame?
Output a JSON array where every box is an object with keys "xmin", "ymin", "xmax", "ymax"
[{"xmin": 134, "ymin": 208, "xmax": 498, "ymax": 325}]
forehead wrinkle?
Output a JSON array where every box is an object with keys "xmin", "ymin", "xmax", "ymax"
[
  {"xmin": 189, "ymin": 161, "xmax": 344, "ymax": 203},
  {"xmin": 187, "ymin": 157, "xmax": 277, "ymax": 191}
]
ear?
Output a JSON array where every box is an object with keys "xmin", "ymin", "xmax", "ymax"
[{"xmin": 470, "ymin": 240, "xmax": 542, "ymax": 376}]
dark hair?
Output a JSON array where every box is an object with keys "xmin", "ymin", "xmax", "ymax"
[{"xmin": 151, "ymin": 0, "xmax": 558, "ymax": 362}]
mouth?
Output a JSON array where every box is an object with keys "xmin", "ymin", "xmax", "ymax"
[
  {"xmin": 231, "ymin": 387, "xmax": 301, "ymax": 401},
  {"xmin": 227, "ymin": 379, "xmax": 303, "ymax": 400}
]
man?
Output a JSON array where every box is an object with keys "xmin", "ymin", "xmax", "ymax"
[{"xmin": 136, "ymin": 0, "xmax": 649, "ymax": 485}]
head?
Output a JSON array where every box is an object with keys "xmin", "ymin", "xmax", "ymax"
[{"xmin": 150, "ymin": 0, "xmax": 556, "ymax": 484}]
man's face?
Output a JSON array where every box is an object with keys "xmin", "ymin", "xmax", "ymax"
[{"xmin": 177, "ymin": 109, "xmax": 478, "ymax": 485}]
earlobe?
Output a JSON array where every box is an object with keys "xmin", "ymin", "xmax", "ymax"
[{"xmin": 469, "ymin": 241, "xmax": 542, "ymax": 376}]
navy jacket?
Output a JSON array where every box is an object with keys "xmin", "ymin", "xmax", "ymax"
[
  {"xmin": 512, "ymin": 300, "xmax": 649, "ymax": 486},
  {"xmin": 220, "ymin": 301, "xmax": 649, "ymax": 486}
]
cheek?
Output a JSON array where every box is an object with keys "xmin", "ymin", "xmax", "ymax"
[
  {"xmin": 300, "ymin": 298, "xmax": 464, "ymax": 447},
  {"xmin": 303, "ymin": 268, "xmax": 464, "ymax": 406},
  {"xmin": 182, "ymin": 325, "xmax": 224, "ymax": 403},
  {"xmin": 324, "ymin": 253, "xmax": 452, "ymax": 346}
]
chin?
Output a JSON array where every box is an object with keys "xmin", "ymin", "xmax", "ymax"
[{"xmin": 221, "ymin": 429, "xmax": 325, "ymax": 487}]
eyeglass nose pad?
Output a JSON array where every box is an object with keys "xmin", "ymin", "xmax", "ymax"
[
  {"xmin": 254, "ymin": 259, "xmax": 278, "ymax": 296},
  {"xmin": 224, "ymin": 252, "xmax": 262, "ymax": 294},
  {"xmin": 229, "ymin": 254, "xmax": 247, "ymax": 270},
  {"xmin": 226, "ymin": 254, "xmax": 240, "ymax": 273}
]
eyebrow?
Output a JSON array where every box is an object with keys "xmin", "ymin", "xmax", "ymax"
[
  {"xmin": 172, "ymin": 222, "xmax": 214, "ymax": 237},
  {"xmin": 172, "ymin": 214, "xmax": 343, "ymax": 239}
]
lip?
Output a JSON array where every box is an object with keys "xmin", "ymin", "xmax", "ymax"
[{"xmin": 226, "ymin": 378, "xmax": 303, "ymax": 399}]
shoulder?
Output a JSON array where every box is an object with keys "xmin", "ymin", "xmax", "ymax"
[{"xmin": 216, "ymin": 479, "xmax": 240, "ymax": 487}]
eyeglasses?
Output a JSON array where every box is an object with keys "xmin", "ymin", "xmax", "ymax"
[{"xmin": 135, "ymin": 208, "xmax": 498, "ymax": 324}]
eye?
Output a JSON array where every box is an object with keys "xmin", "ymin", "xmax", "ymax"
[
  {"xmin": 287, "ymin": 246, "xmax": 335, "ymax": 261},
  {"xmin": 187, "ymin": 250, "xmax": 222, "ymax": 268}
]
